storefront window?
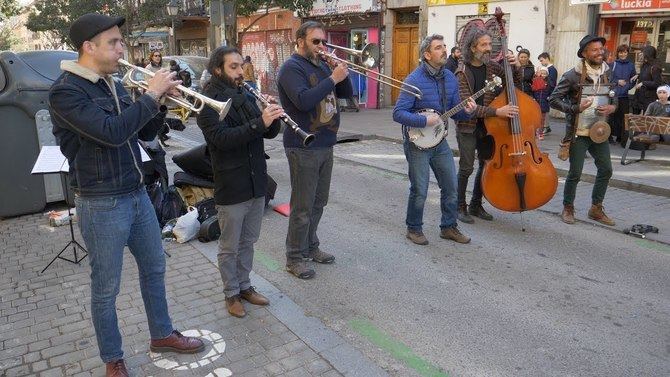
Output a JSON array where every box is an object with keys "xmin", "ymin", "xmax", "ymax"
[
  {"xmin": 620, "ymin": 20, "xmax": 653, "ymax": 72},
  {"xmin": 657, "ymin": 20, "xmax": 670, "ymax": 78}
]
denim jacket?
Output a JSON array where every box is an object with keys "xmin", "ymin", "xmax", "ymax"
[{"xmin": 49, "ymin": 61, "xmax": 166, "ymax": 196}]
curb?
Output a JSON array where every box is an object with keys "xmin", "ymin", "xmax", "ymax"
[
  {"xmin": 188, "ymin": 240, "xmax": 389, "ymax": 377},
  {"xmin": 336, "ymin": 132, "xmax": 670, "ymax": 198}
]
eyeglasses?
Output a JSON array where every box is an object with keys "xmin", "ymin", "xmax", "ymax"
[{"xmin": 311, "ymin": 38, "xmax": 327, "ymax": 46}]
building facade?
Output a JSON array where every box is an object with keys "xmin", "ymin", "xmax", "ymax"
[
  {"xmin": 599, "ymin": 1, "xmax": 670, "ymax": 80},
  {"xmin": 237, "ymin": 8, "xmax": 302, "ymax": 96},
  {"xmin": 304, "ymin": 0, "xmax": 383, "ymax": 109}
]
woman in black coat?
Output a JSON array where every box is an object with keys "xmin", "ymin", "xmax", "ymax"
[
  {"xmin": 517, "ymin": 48, "xmax": 535, "ymax": 96},
  {"xmin": 633, "ymin": 46, "xmax": 664, "ymax": 114}
]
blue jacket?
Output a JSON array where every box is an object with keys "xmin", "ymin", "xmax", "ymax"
[
  {"xmin": 393, "ymin": 62, "xmax": 469, "ymax": 134},
  {"xmin": 610, "ymin": 59, "xmax": 637, "ymax": 98},
  {"xmin": 49, "ymin": 61, "xmax": 166, "ymax": 197}
]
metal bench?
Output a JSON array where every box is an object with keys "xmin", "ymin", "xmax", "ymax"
[{"xmin": 621, "ymin": 114, "xmax": 669, "ymax": 165}]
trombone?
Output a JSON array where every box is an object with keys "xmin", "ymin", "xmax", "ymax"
[
  {"xmin": 319, "ymin": 43, "xmax": 423, "ymax": 99},
  {"xmin": 118, "ymin": 59, "xmax": 232, "ymax": 120}
]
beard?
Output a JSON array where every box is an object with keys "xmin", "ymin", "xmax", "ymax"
[
  {"xmin": 474, "ymin": 51, "xmax": 491, "ymax": 64},
  {"xmin": 218, "ymin": 72, "xmax": 242, "ymax": 88}
]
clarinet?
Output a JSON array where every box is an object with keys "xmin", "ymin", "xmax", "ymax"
[{"xmin": 242, "ymin": 82, "xmax": 315, "ymax": 146}]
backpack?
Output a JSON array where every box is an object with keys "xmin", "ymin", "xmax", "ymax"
[
  {"xmin": 531, "ymin": 75, "xmax": 547, "ymax": 92},
  {"xmin": 178, "ymin": 70, "xmax": 192, "ymax": 88},
  {"xmin": 159, "ymin": 185, "xmax": 186, "ymax": 226}
]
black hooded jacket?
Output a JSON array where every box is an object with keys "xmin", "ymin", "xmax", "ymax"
[{"xmin": 634, "ymin": 46, "xmax": 664, "ymax": 112}]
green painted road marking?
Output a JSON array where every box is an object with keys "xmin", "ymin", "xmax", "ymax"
[
  {"xmin": 254, "ymin": 250, "xmax": 281, "ymax": 271},
  {"xmin": 634, "ymin": 239, "xmax": 670, "ymax": 255},
  {"xmin": 349, "ymin": 318, "xmax": 450, "ymax": 377}
]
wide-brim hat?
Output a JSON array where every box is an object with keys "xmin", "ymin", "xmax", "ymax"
[
  {"xmin": 69, "ymin": 13, "xmax": 125, "ymax": 49},
  {"xmin": 577, "ymin": 35, "xmax": 606, "ymax": 58}
]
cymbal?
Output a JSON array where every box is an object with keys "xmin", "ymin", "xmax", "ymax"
[{"xmin": 589, "ymin": 121, "xmax": 611, "ymax": 144}]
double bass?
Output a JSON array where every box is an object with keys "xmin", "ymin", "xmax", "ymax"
[{"xmin": 481, "ymin": 8, "xmax": 558, "ymax": 212}]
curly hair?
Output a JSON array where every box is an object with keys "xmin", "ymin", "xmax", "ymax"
[{"xmin": 461, "ymin": 28, "xmax": 492, "ymax": 64}]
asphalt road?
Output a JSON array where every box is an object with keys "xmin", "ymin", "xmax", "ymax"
[{"xmin": 168, "ymin": 124, "xmax": 670, "ymax": 377}]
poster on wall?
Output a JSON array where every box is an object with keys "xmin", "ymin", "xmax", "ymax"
[
  {"xmin": 630, "ymin": 30, "xmax": 649, "ymax": 46},
  {"xmin": 620, "ymin": 34, "xmax": 630, "ymax": 46}
]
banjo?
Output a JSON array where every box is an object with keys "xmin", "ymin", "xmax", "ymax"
[{"xmin": 408, "ymin": 75, "xmax": 502, "ymax": 149}]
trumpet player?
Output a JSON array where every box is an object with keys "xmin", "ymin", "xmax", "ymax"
[
  {"xmin": 49, "ymin": 13, "xmax": 205, "ymax": 376},
  {"xmin": 277, "ymin": 21, "xmax": 353, "ymax": 280},
  {"xmin": 196, "ymin": 46, "xmax": 282, "ymax": 318}
]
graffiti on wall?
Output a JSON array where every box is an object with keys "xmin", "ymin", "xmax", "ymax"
[{"xmin": 240, "ymin": 30, "xmax": 294, "ymax": 96}]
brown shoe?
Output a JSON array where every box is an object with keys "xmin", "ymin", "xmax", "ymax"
[
  {"xmin": 240, "ymin": 287, "xmax": 269, "ymax": 306},
  {"xmin": 150, "ymin": 330, "xmax": 205, "ymax": 353},
  {"xmin": 406, "ymin": 230, "xmax": 429, "ymax": 245},
  {"xmin": 106, "ymin": 359, "xmax": 129, "ymax": 377},
  {"xmin": 588, "ymin": 203, "xmax": 615, "ymax": 226},
  {"xmin": 225, "ymin": 295, "xmax": 246, "ymax": 318},
  {"xmin": 286, "ymin": 261, "xmax": 315, "ymax": 279},
  {"xmin": 440, "ymin": 226, "xmax": 471, "ymax": 244},
  {"xmin": 561, "ymin": 204, "xmax": 575, "ymax": 224},
  {"xmin": 303, "ymin": 249, "xmax": 335, "ymax": 264}
]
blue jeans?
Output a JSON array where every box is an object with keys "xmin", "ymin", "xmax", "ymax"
[
  {"xmin": 75, "ymin": 187, "xmax": 173, "ymax": 363},
  {"xmin": 403, "ymin": 139, "xmax": 459, "ymax": 231}
]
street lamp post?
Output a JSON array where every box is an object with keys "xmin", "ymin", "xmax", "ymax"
[{"xmin": 166, "ymin": 0, "xmax": 179, "ymax": 55}]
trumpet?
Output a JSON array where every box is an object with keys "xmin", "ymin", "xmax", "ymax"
[
  {"xmin": 118, "ymin": 59, "xmax": 231, "ymax": 120},
  {"xmin": 319, "ymin": 43, "xmax": 423, "ymax": 99},
  {"xmin": 242, "ymin": 82, "xmax": 315, "ymax": 147}
]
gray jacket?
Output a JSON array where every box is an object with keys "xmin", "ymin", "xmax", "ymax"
[{"xmin": 548, "ymin": 61, "xmax": 617, "ymax": 143}]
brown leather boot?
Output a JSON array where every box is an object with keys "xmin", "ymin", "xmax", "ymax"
[
  {"xmin": 225, "ymin": 295, "xmax": 246, "ymax": 318},
  {"xmin": 105, "ymin": 359, "xmax": 129, "ymax": 377},
  {"xmin": 588, "ymin": 203, "xmax": 615, "ymax": 226},
  {"xmin": 561, "ymin": 204, "xmax": 575, "ymax": 224},
  {"xmin": 240, "ymin": 287, "xmax": 269, "ymax": 306},
  {"xmin": 150, "ymin": 330, "xmax": 205, "ymax": 353},
  {"xmin": 440, "ymin": 226, "xmax": 471, "ymax": 244},
  {"xmin": 406, "ymin": 229, "xmax": 429, "ymax": 245}
]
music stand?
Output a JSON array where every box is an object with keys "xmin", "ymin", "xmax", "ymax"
[{"xmin": 31, "ymin": 146, "xmax": 87, "ymax": 273}]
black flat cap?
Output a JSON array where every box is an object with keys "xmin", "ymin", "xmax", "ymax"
[
  {"xmin": 69, "ymin": 13, "xmax": 125, "ymax": 49},
  {"xmin": 577, "ymin": 35, "xmax": 606, "ymax": 58}
]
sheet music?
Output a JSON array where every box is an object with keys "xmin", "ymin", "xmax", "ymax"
[
  {"xmin": 31, "ymin": 142, "xmax": 151, "ymax": 175},
  {"xmin": 31, "ymin": 146, "xmax": 68, "ymax": 174}
]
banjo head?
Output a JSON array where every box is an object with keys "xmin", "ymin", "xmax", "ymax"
[{"xmin": 408, "ymin": 109, "xmax": 449, "ymax": 149}]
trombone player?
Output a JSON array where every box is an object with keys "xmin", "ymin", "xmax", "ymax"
[
  {"xmin": 277, "ymin": 21, "xmax": 353, "ymax": 279},
  {"xmin": 48, "ymin": 13, "xmax": 204, "ymax": 376}
]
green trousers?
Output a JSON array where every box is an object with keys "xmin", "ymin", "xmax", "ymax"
[{"xmin": 563, "ymin": 135, "xmax": 613, "ymax": 206}]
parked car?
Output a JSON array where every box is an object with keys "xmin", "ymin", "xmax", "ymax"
[{"xmin": 120, "ymin": 55, "xmax": 209, "ymax": 94}]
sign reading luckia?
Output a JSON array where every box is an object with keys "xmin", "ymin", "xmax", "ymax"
[{"xmin": 309, "ymin": 0, "xmax": 378, "ymax": 16}]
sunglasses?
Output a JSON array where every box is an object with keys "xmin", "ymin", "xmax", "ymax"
[
  {"xmin": 311, "ymin": 38, "xmax": 327, "ymax": 46},
  {"xmin": 152, "ymin": 54, "xmax": 161, "ymax": 57}
]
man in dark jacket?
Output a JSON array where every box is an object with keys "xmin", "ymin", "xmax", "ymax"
[
  {"xmin": 609, "ymin": 44, "xmax": 637, "ymax": 144},
  {"xmin": 445, "ymin": 46, "xmax": 461, "ymax": 73},
  {"xmin": 538, "ymin": 52, "xmax": 558, "ymax": 133},
  {"xmin": 393, "ymin": 34, "xmax": 475, "ymax": 246},
  {"xmin": 454, "ymin": 28, "xmax": 521, "ymax": 224},
  {"xmin": 49, "ymin": 13, "xmax": 204, "ymax": 376},
  {"xmin": 548, "ymin": 35, "xmax": 617, "ymax": 227},
  {"xmin": 197, "ymin": 46, "xmax": 281, "ymax": 318},
  {"xmin": 277, "ymin": 21, "xmax": 353, "ymax": 279}
]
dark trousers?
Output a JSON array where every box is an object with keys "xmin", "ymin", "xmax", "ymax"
[
  {"xmin": 608, "ymin": 96, "xmax": 629, "ymax": 142},
  {"xmin": 456, "ymin": 129, "xmax": 486, "ymax": 207},
  {"xmin": 563, "ymin": 136, "xmax": 612, "ymax": 206},
  {"xmin": 285, "ymin": 147, "xmax": 333, "ymax": 263}
]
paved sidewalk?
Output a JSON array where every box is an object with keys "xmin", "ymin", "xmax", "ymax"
[{"xmin": 0, "ymin": 212, "xmax": 385, "ymax": 376}]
